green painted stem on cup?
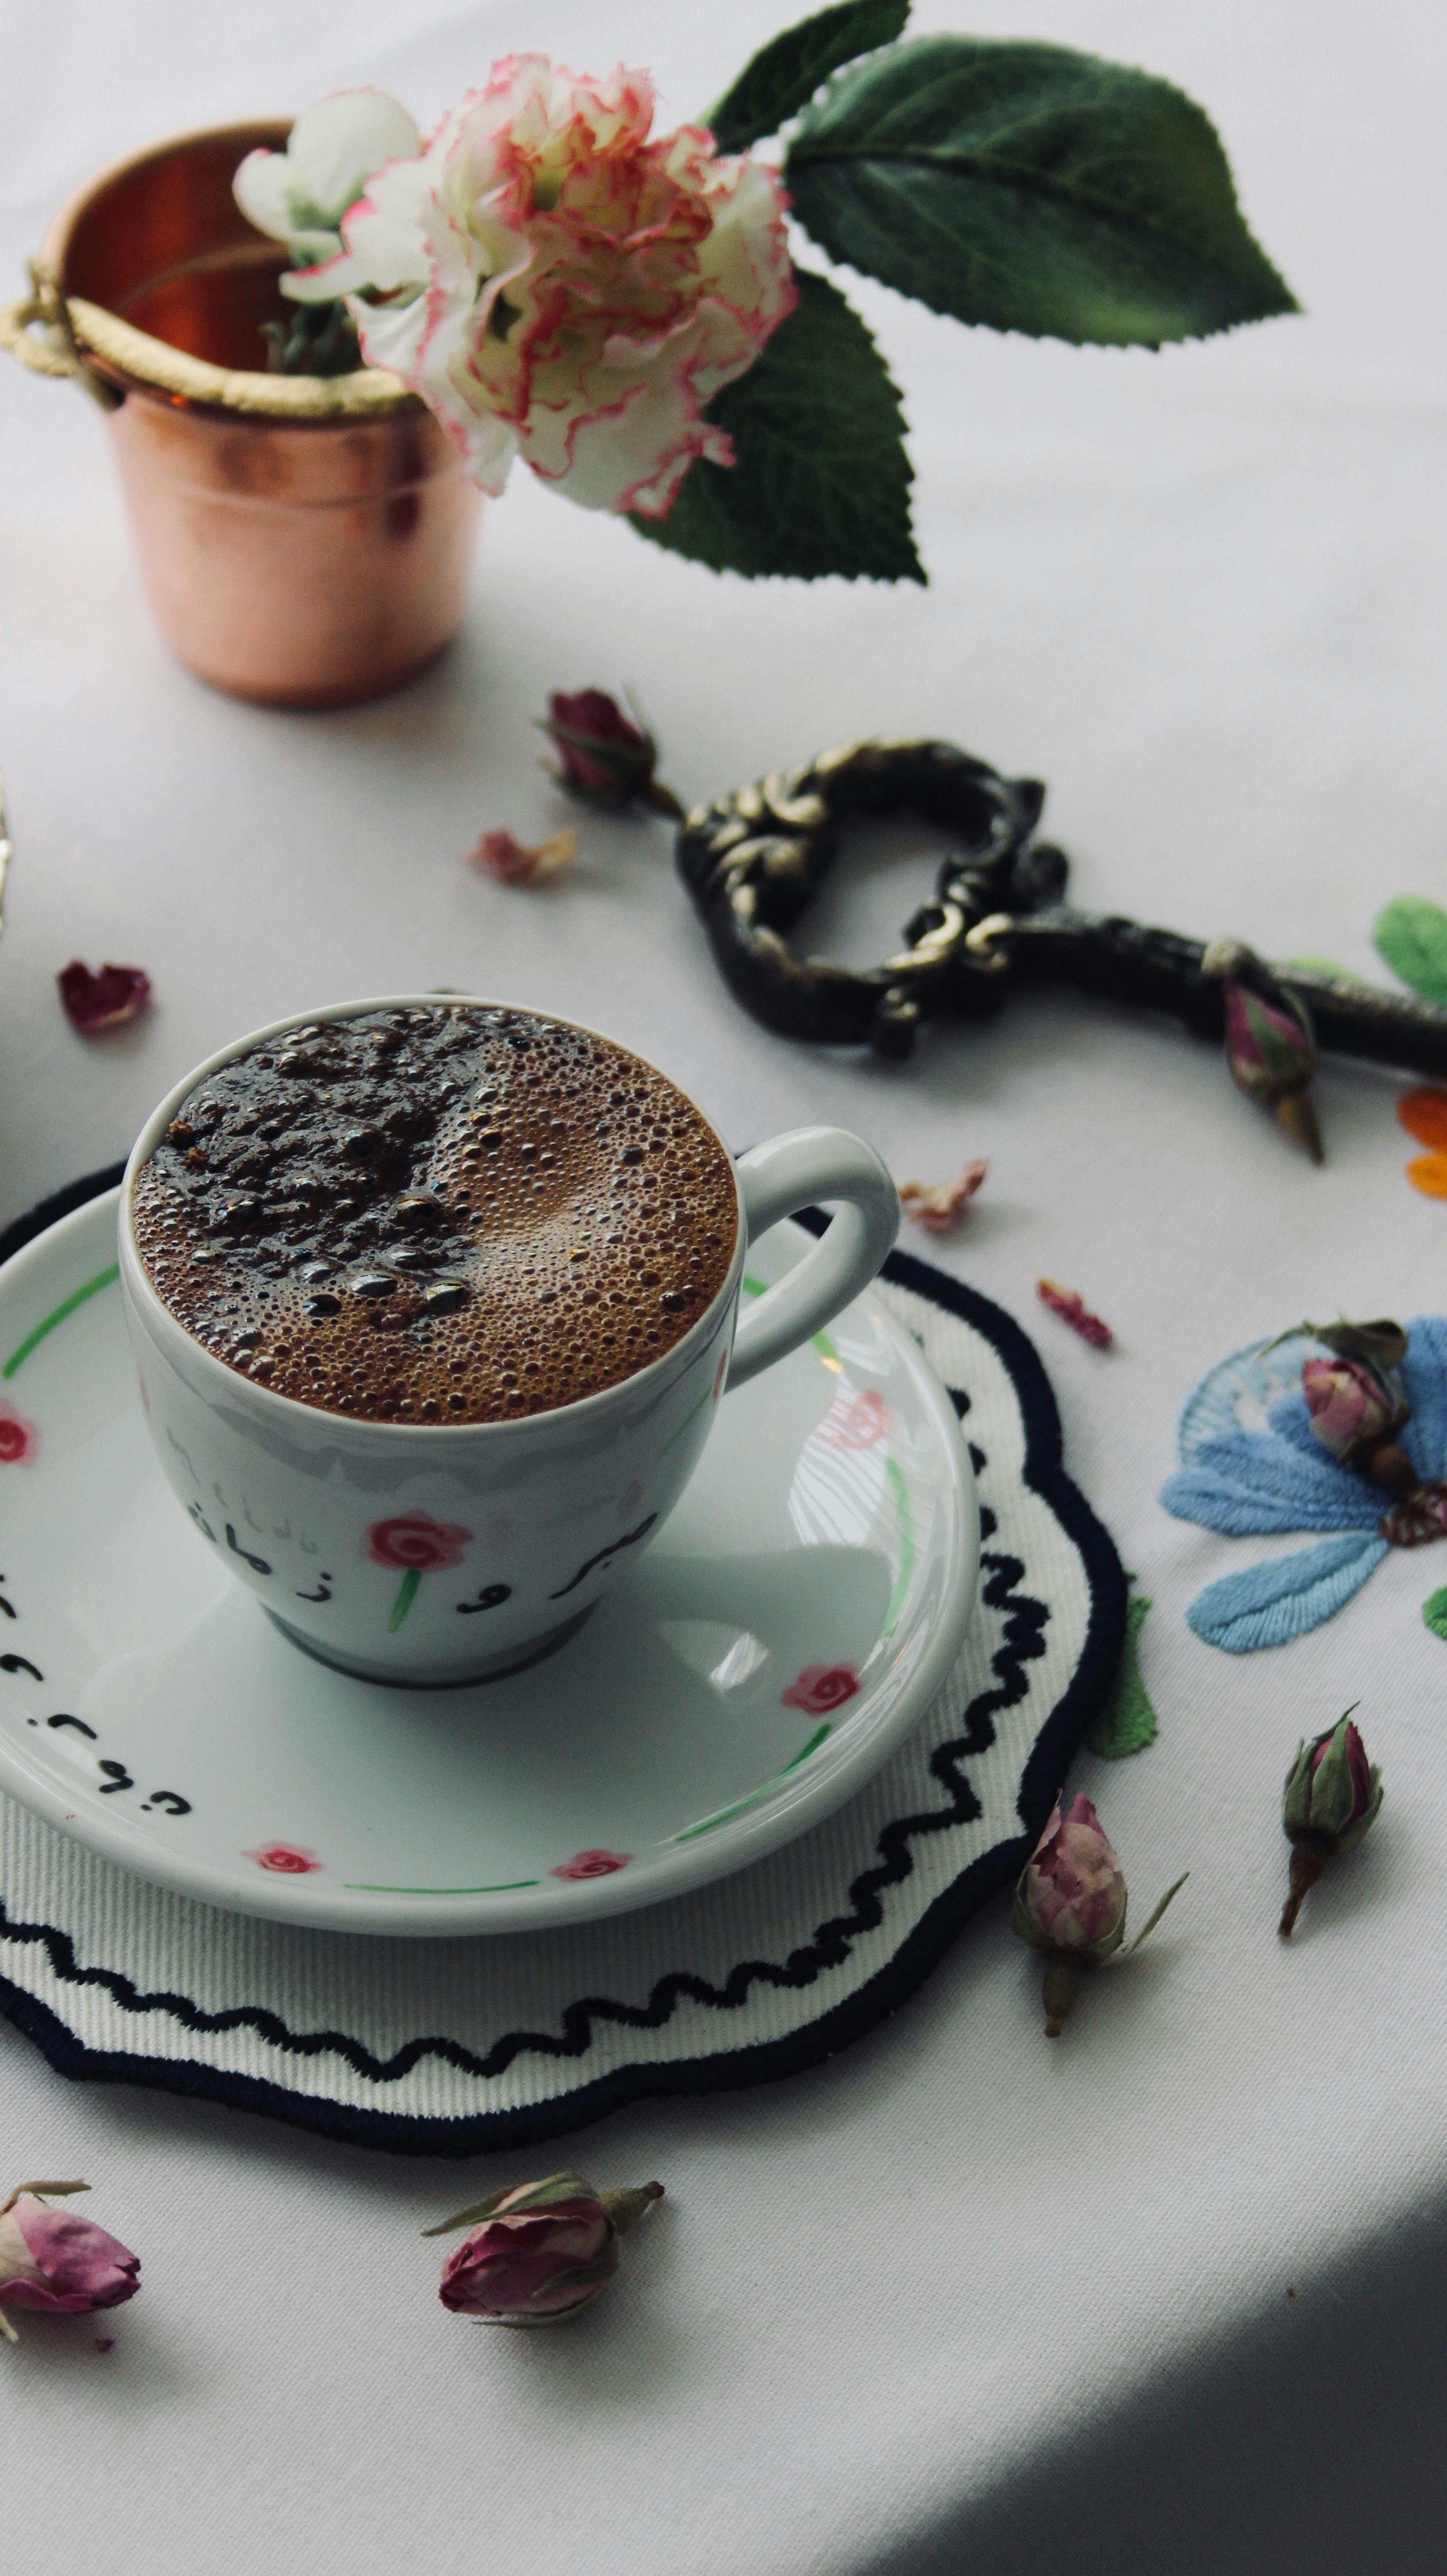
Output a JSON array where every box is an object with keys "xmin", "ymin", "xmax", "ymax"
[
  {"xmin": 2, "ymin": 1265, "xmax": 120, "ymax": 1379},
  {"xmin": 741, "ymin": 1273, "xmax": 840, "ymax": 1365},
  {"xmin": 387, "ymin": 1566, "xmax": 422, "ymax": 1632}
]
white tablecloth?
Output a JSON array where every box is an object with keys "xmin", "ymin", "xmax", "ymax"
[{"xmin": 5, "ymin": 3, "xmax": 1447, "ymax": 2568}]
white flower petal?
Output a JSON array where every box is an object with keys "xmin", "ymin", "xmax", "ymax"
[
  {"xmin": 341, "ymin": 163, "xmax": 437, "ymax": 295},
  {"xmin": 285, "ymin": 89, "xmax": 421, "ymax": 227},
  {"xmin": 347, "ymin": 285, "xmax": 430, "ymax": 379},
  {"xmin": 233, "ymin": 147, "xmax": 299, "ymax": 243},
  {"xmin": 525, "ymin": 352, "xmax": 706, "ymax": 516},
  {"xmin": 283, "ymin": 246, "xmax": 369, "ymax": 303}
]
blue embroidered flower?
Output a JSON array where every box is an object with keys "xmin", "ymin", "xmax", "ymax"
[{"xmin": 1160, "ymin": 1316, "xmax": 1447, "ymax": 1651}]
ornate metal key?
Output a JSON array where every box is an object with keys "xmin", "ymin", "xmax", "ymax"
[{"xmin": 677, "ymin": 736, "xmax": 1447, "ymax": 1084}]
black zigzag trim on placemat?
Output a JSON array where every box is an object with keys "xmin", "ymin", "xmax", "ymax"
[
  {"xmin": 0, "ymin": 1177, "xmax": 1125, "ymax": 2156},
  {"xmin": 0, "ymin": 1163, "xmax": 126, "ymax": 1267}
]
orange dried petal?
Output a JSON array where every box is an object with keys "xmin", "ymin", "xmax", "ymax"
[
  {"xmin": 1397, "ymin": 1089, "xmax": 1447, "ymax": 1149},
  {"xmin": 1406, "ymin": 1153, "xmax": 1447, "ymax": 1199}
]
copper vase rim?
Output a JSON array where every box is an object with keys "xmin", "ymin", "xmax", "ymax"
[{"xmin": 43, "ymin": 119, "xmax": 419, "ymax": 423}]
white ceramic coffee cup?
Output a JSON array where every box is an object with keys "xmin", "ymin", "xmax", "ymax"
[{"xmin": 118, "ymin": 997, "xmax": 899, "ymax": 1685}]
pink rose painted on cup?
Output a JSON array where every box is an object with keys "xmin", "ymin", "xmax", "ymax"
[
  {"xmin": 551, "ymin": 1849, "xmax": 632, "ymax": 1881},
  {"xmin": 368, "ymin": 1512, "xmax": 473, "ymax": 1572},
  {"xmin": 244, "ymin": 1842, "xmax": 322, "ymax": 1875},
  {"xmin": 782, "ymin": 1664, "xmax": 859, "ymax": 1715},
  {"xmin": 0, "ymin": 1402, "xmax": 38, "ymax": 1466},
  {"xmin": 367, "ymin": 1511, "xmax": 473, "ymax": 1632}
]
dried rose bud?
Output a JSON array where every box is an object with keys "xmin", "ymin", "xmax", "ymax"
[
  {"xmin": 539, "ymin": 690, "xmax": 683, "ymax": 818},
  {"xmin": 1221, "ymin": 978, "xmax": 1322, "ymax": 1161},
  {"xmin": 900, "ymin": 1158, "xmax": 989, "ymax": 1233},
  {"xmin": 1279, "ymin": 1708, "xmax": 1383, "ymax": 1937},
  {"xmin": 1015, "ymin": 1794, "xmax": 1128, "ymax": 1958},
  {"xmin": 468, "ymin": 826, "xmax": 577, "ymax": 886},
  {"xmin": 1012, "ymin": 1795, "xmax": 1187, "ymax": 2036},
  {"xmin": 1295, "ymin": 1318, "xmax": 1409, "ymax": 1371},
  {"xmin": 0, "ymin": 2181, "xmax": 140, "ymax": 2345},
  {"xmin": 426, "ymin": 2171, "xmax": 663, "ymax": 2327},
  {"xmin": 57, "ymin": 960, "xmax": 152, "ymax": 1034},
  {"xmin": 1302, "ymin": 1355, "xmax": 1412, "ymax": 1485}
]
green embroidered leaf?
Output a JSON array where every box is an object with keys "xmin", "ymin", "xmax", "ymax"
[
  {"xmin": 1373, "ymin": 897, "xmax": 1447, "ymax": 1008},
  {"xmin": 785, "ymin": 37, "xmax": 1299, "ymax": 345},
  {"xmin": 1087, "ymin": 1590, "xmax": 1159, "ymax": 1757},
  {"xmin": 705, "ymin": 0, "xmax": 911, "ymax": 153},
  {"xmin": 1423, "ymin": 1587, "xmax": 1447, "ymax": 1644},
  {"xmin": 631, "ymin": 270, "xmax": 922, "ymax": 583}
]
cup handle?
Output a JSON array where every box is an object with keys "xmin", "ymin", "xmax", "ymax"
[{"xmin": 727, "ymin": 1128, "xmax": 899, "ymax": 1391}]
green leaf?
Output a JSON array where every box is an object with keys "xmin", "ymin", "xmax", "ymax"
[
  {"xmin": 1086, "ymin": 1590, "xmax": 1159, "ymax": 1757},
  {"xmin": 421, "ymin": 2171, "xmax": 591, "ymax": 2236},
  {"xmin": 1126, "ymin": 1872, "xmax": 1189, "ymax": 1954},
  {"xmin": 1423, "ymin": 1587, "xmax": 1447, "ymax": 1644},
  {"xmin": 786, "ymin": 36, "xmax": 1299, "ymax": 345},
  {"xmin": 705, "ymin": 0, "xmax": 911, "ymax": 153},
  {"xmin": 631, "ymin": 269, "xmax": 922, "ymax": 583},
  {"xmin": 1373, "ymin": 896, "xmax": 1447, "ymax": 1008}
]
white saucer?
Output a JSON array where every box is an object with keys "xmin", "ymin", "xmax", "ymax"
[{"xmin": 0, "ymin": 1192, "xmax": 977, "ymax": 1934}]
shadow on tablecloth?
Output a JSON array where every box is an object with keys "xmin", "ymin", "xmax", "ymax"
[{"xmin": 879, "ymin": 2192, "xmax": 1447, "ymax": 2576}]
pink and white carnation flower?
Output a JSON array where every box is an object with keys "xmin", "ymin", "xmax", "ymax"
[{"xmin": 319, "ymin": 56, "xmax": 795, "ymax": 516}]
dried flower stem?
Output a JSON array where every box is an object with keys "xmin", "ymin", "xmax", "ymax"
[
  {"xmin": 1042, "ymin": 1954, "xmax": 1080, "ymax": 2037},
  {"xmin": 1275, "ymin": 1092, "xmax": 1324, "ymax": 1163},
  {"xmin": 598, "ymin": 2182, "xmax": 665, "ymax": 2234},
  {"xmin": 1278, "ymin": 1845, "xmax": 1324, "ymax": 1939}
]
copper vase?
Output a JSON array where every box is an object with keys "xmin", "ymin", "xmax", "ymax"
[{"xmin": 2, "ymin": 123, "xmax": 482, "ymax": 710}]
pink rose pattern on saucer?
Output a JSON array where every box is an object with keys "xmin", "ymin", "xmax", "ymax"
[
  {"xmin": 782, "ymin": 1663, "xmax": 860, "ymax": 1715},
  {"xmin": 0, "ymin": 1402, "xmax": 37, "ymax": 1465},
  {"xmin": 817, "ymin": 1389, "xmax": 890, "ymax": 1449},
  {"xmin": 551, "ymin": 1849, "xmax": 632, "ymax": 1881},
  {"xmin": 245, "ymin": 1843, "xmax": 323, "ymax": 1875}
]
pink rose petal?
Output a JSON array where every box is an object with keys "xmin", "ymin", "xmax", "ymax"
[
  {"xmin": 468, "ymin": 826, "xmax": 577, "ymax": 885},
  {"xmin": 900, "ymin": 1158, "xmax": 989, "ymax": 1234},
  {"xmin": 57, "ymin": 962, "xmax": 152, "ymax": 1034}
]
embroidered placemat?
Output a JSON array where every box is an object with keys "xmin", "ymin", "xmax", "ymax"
[{"xmin": 0, "ymin": 1171, "xmax": 1124, "ymax": 2154}]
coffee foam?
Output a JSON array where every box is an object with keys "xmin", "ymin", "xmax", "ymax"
[{"xmin": 132, "ymin": 1006, "xmax": 738, "ymax": 1424}]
